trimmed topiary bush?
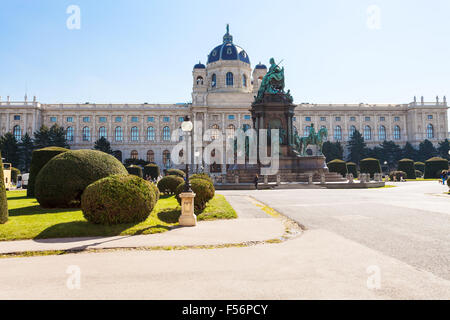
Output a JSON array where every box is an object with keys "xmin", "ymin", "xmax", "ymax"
[
  {"xmin": 415, "ymin": 170, "xmax": 423, "ymax": 178},
  {"xmin": 389, "ymin": 171, "xmax": 406, "ymax": 181},
  {"xmin": 126, "ymin": 165, "xmax": 143, "ymax": 178},
  {"xmin": 190, "ymin": 173, "xmax": 214, "ymax": 184},
  {"xmin": 147, "ymin": 182, "xmax": 160, "ymax": 208},
  {"xmin": 397, "ymin": 158, "xmax": 415, "ymax": 179},
  {"xmin": 424, "ymin": 157, "xmax": 449, "ymax": 179},
  {"xmin": 81, "ymin": 174, "xmax": 158, "ymax": 225},
  {"xmin": 157, "ymin": 175, "xmax": 184, "ymax": 194},
  {"xmin": 27, "ymin": 146, "xmax": 69, "ymax": 197},
  {"xmin": 359, "ymin": 158, "xmax": 381, "ymax": 179},
  {"xmin": 0, "ymin": 152, "xmax": 9, "ymax": 224},
  {"xmin": 414, "ymin": 162, "xmax": 425, "ymax": 173},
  {"xmin": 10, "ymin": 167, "xmax": 20, "ymax": 184},
  {"xmin": 346, "ymin": 162, "xmax": 358, "ymax": 178},
  {"xmin": 144, "ymin": 163, "xmax": 160, "ymax": 180},
  {"xmin": 35, "ymin": 149, "xmax": 128, "ymax": 208},
  {"xmin": 175, "ymin": 178, "xmax": 215, "ymax": 213},
  {"xmin": 327, "ymin": 159, "xmax": 347, "ymax": 177},
  {"xmin": 166, "ymin": 169, "xmax": 185, "ymax": 178}
]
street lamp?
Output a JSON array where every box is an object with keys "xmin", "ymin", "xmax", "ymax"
[{"xmin": 181, "ymin": 115, "xmax": 193, "ymax": 192}]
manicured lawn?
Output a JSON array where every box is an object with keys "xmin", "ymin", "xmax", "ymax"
[{"xmin": 0, "ymin": 191, "xmax": 237, "ymax": 241}]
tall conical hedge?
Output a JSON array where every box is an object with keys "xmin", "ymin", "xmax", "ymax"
[{"xmin": 0, "ymin": 152, "xmax": 9, "ymax": 224}]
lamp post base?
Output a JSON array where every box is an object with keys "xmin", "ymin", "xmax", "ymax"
[{"xmin": 178, "ymin": 192, "xmax": 197, "ymax": 227}]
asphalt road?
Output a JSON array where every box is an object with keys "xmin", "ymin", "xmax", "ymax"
[{"xmin": 224, "ymin": 181, "xmax": 450, "ymax": 281}]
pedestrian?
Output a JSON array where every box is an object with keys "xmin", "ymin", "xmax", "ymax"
[{"xmin": 254, "ymin": 174, "xmax": 259, "ymax": 190}]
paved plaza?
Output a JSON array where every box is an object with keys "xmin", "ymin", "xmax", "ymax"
[{"xmin": 0, "ymin": 181, "xmax": 449, "ymax": 299}]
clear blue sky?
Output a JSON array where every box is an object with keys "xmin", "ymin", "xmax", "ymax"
[{"xmin": 0, "ymin": 0, "xmax": 449, "ymax": 118}]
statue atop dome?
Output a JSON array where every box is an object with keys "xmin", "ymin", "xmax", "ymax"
[{"xmin": 254, "ymin": 58, "xmax": 293, "ymax": 104}]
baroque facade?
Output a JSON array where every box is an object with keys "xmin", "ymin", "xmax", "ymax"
[{"xmin": 1, "ymin": 26, "xmax": 448, "ymax": 172}]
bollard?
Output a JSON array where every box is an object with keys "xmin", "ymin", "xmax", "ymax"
[
  {"xmin": 308, "ymin": 173, "xmax": 313, "ymax": 185},
  {"xmin": 264, "ymin": 175, "xmax": 268, "ymax": 185},
  {"xmin": 320, "ymin": 173, "xmax": 326, "ymax": 184},
  {"xmin": 178, "ymin": 192, "xmax": 197, "ymax": 227}
]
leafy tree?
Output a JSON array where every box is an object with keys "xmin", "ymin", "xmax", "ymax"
[
  {"xmin": 33, "ymin": 125, "xmax": 69, "ymax": 149},
  {"xmin": 418, "ymin": 139, "xmax": 437, "ymax": 162},
  {"xmin": 0, "ymin": 133, "xmax": 20, "ymax": 167},
  {"xmin": 123, "ymin": 158, "xmax": 149, "ymax": 167},
  {"xmin": 402, "ymin": 142, "xmax": 418, "ymax": 161},
  {"xmin": 94, "ymin": 137, "xmax": 114, "ymax": 154},
  {"xmin": 322, "ymin": 141, "xmax": 344, "ymax": 162},
  {"xmin": 346, "ymin": 130, "xmax": 366, "ymax": 165},
  {"xmin": 33, "ymin": 125, "xmax": 51, "ymax": 149},
  {"xmin": 379, "ymin": 140, "xmax": 402, "ymax": 166},
  {"xmin": 437, "ymin": 139, "xmax": 450, "ymax": 160},
  {"xmin": 19, "ymin": 133, "xmax": 34, "ymax": 172}
]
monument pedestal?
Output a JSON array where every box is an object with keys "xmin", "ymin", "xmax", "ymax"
[{"xmin": 178, "ymin": 192, "xmax": 197, "ymax": 227}]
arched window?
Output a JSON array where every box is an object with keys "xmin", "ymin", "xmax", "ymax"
[
  {"xmin": 99, "ymin": 126, "xmax": 107, "ymax": 139},
  {"xmin": 211, "ymin": 124, "xmax": 220, "ymax": 140},
  {"xmin": 242, "ymin": 124, "xmax": 250, "ymax": 132},
  {"xmin": 378, "ymin": 125, "xmax": 386, "ymax": 141},
  {"xmin": 147, "ymin": 150, "xmax": 154, "ymax": 163},
  {"xmin": 13, "ymin": 125, "xmax": 22, "ymax": 141},
  {"xmin": 226, "ymin": 72, "xmax": 234, "ymax": 86},
  {"xmin": 364, "ymin": 125, "xmax": 372, "ymax": 140},
  {"xmin": 242, "ymin": 74, "xmax": 247, "ymax": 87},
  {"xmin": 131, "ymin": 150, "xmax": 138, "ymax": 159},
  {"xmin": 82, "ymin": 127, "xmax": 91, "ymax": 141},
  {"xmin": 147, "ymin": 126, "xmax": 155, "ymax": 141},
  {"xmin": 303, "ymin": 126, "xmax": 310, "ymax": 137},
  {"xmin": 349, "ymin": 125, "xmax": 356, "ymax": 139},
  {"xmin": 66, "ymin": 126, "xmax": 74, "ymax": 141},
  {"xmin": 162, "ymin": 126, "xmax": 171, "ymax": 141},
  {"xmin": 226, "ymin": 124, "xmax": 236, "ymax": 139},
  {"xmin": 196, "ymin": 76, "xmax": 204, "ymax": 85},
  {"xmin": 131, "ymin": 126, "xmax": 139, "ymax": 141},
  {"xmin": 394, "ymin": 125, "xmax": 401, "ymax": 140},
  {"xmin": 426, "ymin": 124, "xmax": 434, "ymax": 139},
  {"xmin": 334, "ymin": 126, "xmax": 342, "ymax": 141},
  {"xmin": 163, "ymin": 150, "xmax": 171, "ymax": 168},
  {"xmin": 115, "ymin": 126, "xmax": 123, "ymax": 141},
  {"xmin": 211, "ymin": 74, "xmax": 216, "ymax": 88}
]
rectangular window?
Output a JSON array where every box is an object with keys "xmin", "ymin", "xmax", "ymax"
[
  {"xmin": 365, "ymin": 117, "xmax": 370, "ymax": 121},
  {"xmin": 66, "ymin": 117, "xmax": 73, "ymax": 123},
  {"xmin": 178, "ymin": 117, "xmax": 184, "ymax": 122},
  {"xmin": 320, "ymin": 117, "xmax": 326, "ymax": 122},
  {"xmin": 244, "ymin": 115, "xmax": 251, "ymax": 120},
  {"xmin": 350, "ymin": 117, "xmax": 356, "ymax": 121},
  {"xmin": 380, "ymin": 116, "xmax": 385, "ymax": 121},
  {"xmin": 147, "ymin": 116, "xmax": 155, "ymax": 122},
  {"xmin": 83, "ymin": 116, "xmax": 90, "ymax": 123},
  {"xmin": 163, "ymin": 116, "xmax": 170, "ymax": 122},
  {"xmin": 335, "ymin": 117, "xmax": 341, "ymax": 121},
  {"xmin": 305, "ymin": 117, "xmax": 311, "ymax": 122},
  {"xmin": 13, "ymin": 115, "xmax": 20, "ymax": 121},
  {"xmin": 394, "ymin": 116, "xmax": 400, "ymax": 122},
  {"xmin": 99, "ymin": 117, "xmax": 107, "ymax": 123},
  {"xmin": 427, "ymin": 115, "xmax": 433, "ymax": 120},
  {"xmin": 293, "ymin": 117, "xmax": 297, "ymax": 121},
  {"xmin": 131, "ymin": 116, "xmax": 139, "ymax": 122},
  {"xmin": 50, "ymin": 117, "xmax": 57, "ymax": 122},
  {"xmin": 228, "ymin": 115, "xmax": 235, "ymax": 120},
  {"xmin": 115, "ymin": 116, "xmax": 122, "ymax": 122}
]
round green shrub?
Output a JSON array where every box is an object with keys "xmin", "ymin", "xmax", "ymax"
[
  {"xmin": 126, "ymin": 165, "xmax": 143, "ymax": 178},
  {"xmin": 175, "ymin": 178, "xmax": 215, "ymax": 213},
  {"xmin": 389, "ymin": 171, "xmax": 406, "ymax": 181},
  {"xmin": 359, "ymin": 158, "xmax": 381, "ymax": 179},
  {"xmin": 147, "ymin": 182, "xmax": 160, "ymax": 208},
  {"xmin": 190, "ymin": 173, "xmax": 214, "ymax": 184},
  {"xmin": 35, "ymin": 149, "xmax": 128, "ymax": 208},
  {"xmin": 10, "ymin": 167, "xmax": 20, "ymax": 184},
  {"xmin": 81, "ymin": 174, "xmax": 157, "ymax": 225},
  {"xmin": 346, "ymin": 162, "xmax": 358, "ymax": 178},
  {"xmin": 166, "ymin": 169, "xmax": 186, "ymax": 178},
  {"xmin": 327, "ymin": 159, "xmax": 347, "ymax": 177},
  {"xmin": 414, "ymin": 162, "xmax": 425, "ymax": 173},
  {"xmin": 415, "ymin": 170, "xmax": 423, "ymax": 178},
  {"xmin": 157, "ymin": 175, "xmax": 184, "ymax": 194},
  {"xmin": 144, "ymin": 163, "xmax": 160, "ymax": 180},
  {"xmin": 27, "ymin": 146, "xmax": 69, "ymax": 197},
  {"xmin": 397, "ymin": 158, "xmax": 415, "ymax": 179},
  {"xmin": 0, "ymin": 153, "xmax": 8, "ymax": 224},
  {"xmin": 424, "ymin": 157, "xmax": 449, "ymax": 179}
]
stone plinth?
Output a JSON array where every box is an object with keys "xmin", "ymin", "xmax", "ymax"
[{"xmin": 178, "ymin": 192, "xmax": 197, "ymax": 227}]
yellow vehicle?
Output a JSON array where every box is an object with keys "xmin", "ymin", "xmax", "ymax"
[{"xmin": 2, "ymin": 162, "xmax": 13, "ymax": 190}]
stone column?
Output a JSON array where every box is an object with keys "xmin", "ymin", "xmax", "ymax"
[
  {"xmin": 234, "ymin": 175, "xmax": 239, "ymax": 184},
  {"xmin": 308, "ymin": 173, "xmax": 313, "ymax": 184},
  {"xmin": 276, "ymin": 174, "xmax": 281, "ymax": 185},
  {"xmin": 320, "ymin": 173, "xmax": 326, "ymax": 184},
  {"xmin": 360, "ymin": 174, "xmax": 366, "ymax": 183},
  {"xmin": 178, "ymin": 192, "xmax": 196, "ymax": 227},
  {"xmin": 264, "ymin": 175, "xmax": 268, "ymax": 185}
]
